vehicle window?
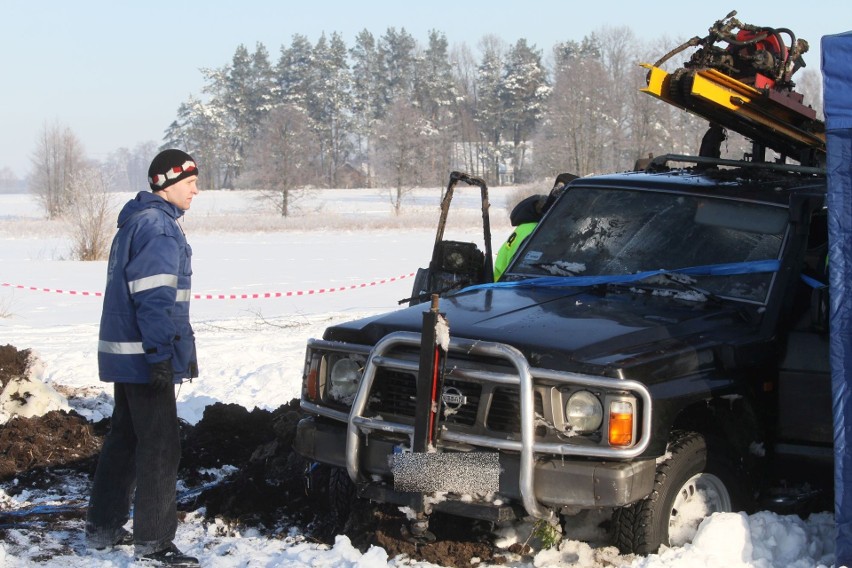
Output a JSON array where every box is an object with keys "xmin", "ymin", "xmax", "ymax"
[{"xmin": 509, "ymin": 187, "xmax": 788, "ymax": 303}]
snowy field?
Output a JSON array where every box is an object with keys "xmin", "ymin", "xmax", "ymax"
[{"xmin": 0, "ymin": 187, "xmax": 839, "ymax": 567}]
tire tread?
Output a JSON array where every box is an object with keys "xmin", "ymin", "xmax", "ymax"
[{"xmin": 613, "ymin": 430, "xmax": 704, "ymax": 555}]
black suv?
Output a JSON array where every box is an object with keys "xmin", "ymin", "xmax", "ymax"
[{"xmin": 294, "ymin": 156, "xmax": 830, "ymax": 554}]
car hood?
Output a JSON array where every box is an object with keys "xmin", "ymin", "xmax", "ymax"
[{"xmin": 323, "ymin": 285, "xmax": 755, "ymax": 374}]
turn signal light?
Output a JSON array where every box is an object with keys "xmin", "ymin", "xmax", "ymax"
[
  {"xmin": 608, "ymin": 400, "xmax": 634, "ymax": 447},
  {"xmin": 305, "ymin": 358, "xmax": 321, "ymax": 402}
]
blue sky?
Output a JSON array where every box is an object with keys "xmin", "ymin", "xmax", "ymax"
[{"xmin": 1, "ymin": 0, "xmax": 849, "ymax": 178}]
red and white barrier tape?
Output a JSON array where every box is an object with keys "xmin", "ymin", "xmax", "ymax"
[
  {"xmin": 0, "ymin": 284, "xmax": 103, "ymax": 297},
  {"xmin": 193, "ymin": 272, "xmax": 415, "ymax": 300},
  {"xmin": 1, "ymin": 272, "xmax": 415, "ymax": 300}
]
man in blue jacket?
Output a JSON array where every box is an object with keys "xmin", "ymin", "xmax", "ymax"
[{"xmin": 86, "ymin": 149, "xmax": 200, "ymax": 566}]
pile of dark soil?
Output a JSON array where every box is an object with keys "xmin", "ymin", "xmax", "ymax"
[
  {"xmin": 0, "ymin": 344, "xmax": 499, "ymax": 568},
  {"xmin": 0, "ymin": 344, "xmax": 105, "ymax": 483},
  {"xmin": 0, "ymin": 343, "xmax": 30, "ymax": 389},
  {"xmin": 178, "ymin": 401, "xmax": 506, "ymax": 565},
  {"xmin": 0, "ymin": 409, "xmax": 103, "ymax": 483}
]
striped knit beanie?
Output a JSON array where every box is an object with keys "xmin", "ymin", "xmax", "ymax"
[{"xmin": 147, "ymin": 149, "xmax": 198, "ymax": 191}]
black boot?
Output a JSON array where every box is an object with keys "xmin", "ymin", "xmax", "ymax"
[
  {"xmin": 140, "ymin": 542, "xmax": 199, "ymax": 566},
  {"xmin": 92, "ymin": 528, "xmax": 133, "ymax": 551}
]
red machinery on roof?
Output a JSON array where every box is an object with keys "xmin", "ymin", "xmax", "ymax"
[{"xmin": 641, "ymin": 10, "xmax": 825, "ymax": 167}]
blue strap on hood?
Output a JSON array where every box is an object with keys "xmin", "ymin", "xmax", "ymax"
[{"xmin": 460, "ymin": 259, "xmax": 782, "ymax": 293}]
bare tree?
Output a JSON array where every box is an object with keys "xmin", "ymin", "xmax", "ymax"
[
  {"xmin": 243, "ymin": 104, "xmax": 319, "ymax": 216},
  {"xmin": 29, "ymin": 121, "xmax": 86, "ymax": 219},
  {"xmin": 0, "ymin": 167, "xmax": 19, "ymax": 193},
  {"xmin": 474, "ymin": 35, "xmax": 509, "ymax": 185},
  {"xmin": 65, "ymin": 167, "xmax": 116, "ymax": 261},
  {"xmin": 535, "ymin": 52, "xmax": 611, "ymax": 177},
  {"xmin": 449, "ymin": 43, "xmax": 482, "ymax": 177},
  {"xmin": 105, "ymin": 141, "xmax": 158, "ymax": 192},
  {"xmin": 374, "ymin": 98, "xmax": 431, "ymax": 214}
]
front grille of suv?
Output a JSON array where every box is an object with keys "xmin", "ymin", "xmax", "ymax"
[
  {"xmin": 370, "ymin": 369, "xmax": 481, "ymax": 426},
  {"xmin": 487, "ymin": 387, "xmax": 544, "ymax": 433},
  {"xmin": 369, "ymin": 366, "xmax": 544, "ymax": 435}
]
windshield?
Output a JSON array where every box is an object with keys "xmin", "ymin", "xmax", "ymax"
[{"xmin": 508, "ymin": 187, "xmax": 789, "ymax": 303}]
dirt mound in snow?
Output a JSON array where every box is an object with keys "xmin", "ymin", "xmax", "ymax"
[
  {"xmin": 0, "ymin": 343, "xmax": 31, "ymax": 390},
  {"xmin": 0, "ymin": 344, "xmax": 499, "ymax": 568},
  {"xmin": 180, "ymin": 402, "xmax": 505, "ymax": 565},
  {"xmin": 179, "ymin": 400, "xmax": 312, "ymax": 529},
  {"xmin": 0, "ymin": 344, "xmax": 104, "ymax": 483},
  {"xmin": 0, "ymin": 410, "xmax": 103, "ymax": 483},
  {"xmin": 368, "ymin": 508, "xmax": 503, "ymax": 566}
]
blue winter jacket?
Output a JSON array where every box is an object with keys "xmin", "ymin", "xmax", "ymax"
[{"xmin": 97, "ymin": 191, "xmax": 198, "ymax": 384}]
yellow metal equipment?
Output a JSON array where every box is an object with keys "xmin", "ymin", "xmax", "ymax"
[{"xmin": 641, "ymin": 11, "xmax": 825, "ymax": 167}]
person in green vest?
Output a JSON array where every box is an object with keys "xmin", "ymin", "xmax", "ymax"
[
  {"xmin": 494, "ymin": 194, "xmax": 544, "ymax": 281},
  {"xmin": 494, "ymin": 173, "xmax": 577, "ymax": 281}
]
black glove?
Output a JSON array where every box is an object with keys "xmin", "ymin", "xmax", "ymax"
[{"xmin": 149, "ymin": 359, "xmax": 174, "ymax": 392}]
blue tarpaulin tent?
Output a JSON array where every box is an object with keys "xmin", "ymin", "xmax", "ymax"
[{"xmin": 823, "ymin": 30, "xmax": 852, "ymax": 568}]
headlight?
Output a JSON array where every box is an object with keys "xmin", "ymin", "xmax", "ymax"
[
  {"xmin": 328, "ymin": 356, "xmax": 363, "ymax": 403},
  {"xmin": 565, "ymin": 390, "xmax": 603, "ymax": 433}
]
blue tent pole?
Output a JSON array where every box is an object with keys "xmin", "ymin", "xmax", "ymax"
[{"xmin": 823, "ymin": 31, "xmax": 852, "ymax": 568}]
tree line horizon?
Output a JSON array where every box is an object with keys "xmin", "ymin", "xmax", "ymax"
[{"xmin": 24, "ymin": 24, "xmax": 823, "ymax": 217}]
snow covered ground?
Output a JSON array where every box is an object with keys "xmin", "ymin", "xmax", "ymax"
[{"xmin": 0, "ymin": 187, "xmax": 840, "ymax": 567}]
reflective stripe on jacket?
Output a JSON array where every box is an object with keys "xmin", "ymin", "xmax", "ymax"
[{"xmin": 98, "ymin": 191, "xmax": 198, "ymax": 384}]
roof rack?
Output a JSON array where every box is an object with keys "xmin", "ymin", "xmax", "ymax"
[{"xmin": 646, "ymin": 153, "xmax": 826, "ymax": 176}]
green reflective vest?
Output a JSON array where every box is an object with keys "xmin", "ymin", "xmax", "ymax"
[{"xmin": 494, "ymin": 222, "xmax": 537, "ymax": 281}]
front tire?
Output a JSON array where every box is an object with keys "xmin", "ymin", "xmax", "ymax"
[
  {"xmin": 612, "ymin": 430, "xmax": 748, "ymax": 554},
  {"xmin": 328, "ymin": 465, "xmax": 356, "ymax": 525},
  {"xmin": 306, "ymin": 464, "xmax": 356, "ymax": 537}
]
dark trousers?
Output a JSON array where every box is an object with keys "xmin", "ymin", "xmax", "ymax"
[{"xmin": 85, "ymin": 382, "xmax": 181, "ymax": 555}]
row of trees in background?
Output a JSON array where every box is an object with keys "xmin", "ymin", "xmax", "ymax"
[
  {"xmin": 166, "ymin": 28, "xmax": 637, "ymax": 198},
  {"xmin": 26, "ymin": 25, "xmax": 824, "ymax": 226},
  {"xmin": 162, "ymin": 26, "xmax": 822, "ymax": 204}
]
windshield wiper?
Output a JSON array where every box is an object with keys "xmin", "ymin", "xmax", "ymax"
[
  {"xmin": 659, "ymin": 273, "xmax": 724, "ymax": 304},
  {"xmin": 601, "ymin": 273, "xmax": 723, "ymax": 304},
  {"xmin": 530, "ymin": 261, "xmax": 585, "ymax": 277}
]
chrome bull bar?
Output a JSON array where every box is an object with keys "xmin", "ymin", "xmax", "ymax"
[{"xmin": 304, "ymin": 331, "xmax": 653, "ymax": 520}]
